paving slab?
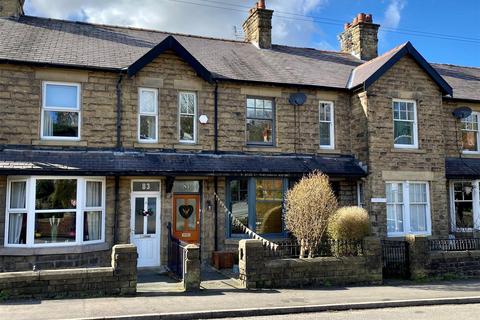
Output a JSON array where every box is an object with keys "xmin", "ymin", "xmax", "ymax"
[{"xmin": 1, "ymin": 278, "xmax": 480, "ymax": 320}]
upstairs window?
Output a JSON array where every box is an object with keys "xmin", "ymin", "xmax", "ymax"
[
  {"xmin": 41, "ymin": 82, "xmax": 81, "ymax": 140},
  {"xmin": 461, "ymin": 112, "xmax": 479, "ymax": 152},
  {"xmin": 138, "ymin": 88, "xmax": 158, "ymax": 142},
  {"xmin": 179, "ymin": 92, "xmax": 197, "ymax": 143},
  {"xmin": 319, "ymin": 101, "xmax": 334, "ymax": 149},
  {"xmin": 393, "ymin": 100, "xmax": 418, "ymax": 148},
  {"xmin": 246, "ymin": 97, "xmax": 274, "ymax": 145}
]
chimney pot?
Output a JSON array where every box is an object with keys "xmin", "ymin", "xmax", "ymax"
[
  {"xmin": 344, "ymin": 23, "xmax": 350, "ymax": 30},
  {"xmin": 357, "ymin": 13, "xmax": 365, "ymax": 23},
  {"xmin": 339, "ymin": 12, "xmax": 380, "ymax": 60},
  {"xmin": 258, "ymin": 0, "xmax": 266, "ymax": 9},
  {"xmin": 365, "ymin": 14, "xmax": 373, "ymax": 22}
]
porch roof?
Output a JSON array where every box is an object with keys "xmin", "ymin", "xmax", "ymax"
[
  {"xmin": 0, "ymin": 149, "xmax": 366, "ymax": 178},
  {"xmin": 446, "ymin": 157, "xmax": 480, "ymax": 179}
]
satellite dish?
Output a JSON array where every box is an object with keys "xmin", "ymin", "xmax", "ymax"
[
  {"xmin": 288, "ymin": 93, "xmax": 307, "ymax": 106},
  {"xmin": 452, "ymin": 106, "xmax": 472, "ymax": 119}
]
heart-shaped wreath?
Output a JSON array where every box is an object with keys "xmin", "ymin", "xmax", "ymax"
[
  {"xmin": 138, "ymin": 208, "xmax": 154, "ymax": 217},
  {"xmin": 179, "ymin": 205, "xmax": 194, "ymax": 219}
]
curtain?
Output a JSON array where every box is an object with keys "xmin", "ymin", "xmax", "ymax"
[
  {"xmin": 44, "ymin": 111, "xmax": 54, "ymax": 136},
  {"xmin": 8, "ymin": 181, "xmax": 26, "ymax": 244},
  {"xmin": 86, "ymin": 211, "xmax": 101, "ymax": 241},
  {"xmin": 85, "ymin": 181, "xmax": 102, "ymax": 241}
]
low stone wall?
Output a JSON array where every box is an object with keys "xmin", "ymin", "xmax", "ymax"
[
  {"xmin": 0, "ymin": 244, "xmax": 137, "ymax": 300},
  {"xmin": 407, "ymin": 236, "xmax": 480, "ymax": 279},
  {"xmin": 0, "ymin": 248, "xmax": 111, "ymax": 272},
  {"xmin": 239, "ymin": 237, "xmax": 382, "ymax": 289}
]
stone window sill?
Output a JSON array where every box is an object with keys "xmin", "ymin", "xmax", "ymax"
[
  {"xmin": 461, "ymin": 153, "xmax": 480, "ymax": 158},
  {"xmin": 32, "ymin": 139, "xmax": 88, "ymax": 147},
  {"xmin": 174, "ymin": 144, "xmax": 205, "ymax": 150},
  {"xmin": 243, "ymin": 146, "xmax": 282, "ymax": 152},
  {"xmin": 317, "ymin": 149, "xmax": 341, "ymax": 155},
  {"xmin": 0, "ymin": 242, "xmax": 110, "ymax": 256},
  {"xmin": 390, "ymin": 148, "xmax": 426, "ymax": 154}
]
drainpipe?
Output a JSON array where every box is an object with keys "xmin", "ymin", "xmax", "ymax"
[
  {"xmin": 113, "ymin": 70, "xmax": 125, "ymax": 244},
  {"xmin": 213, "ymin": 81, "xmax": 219, "ymax": 251}
]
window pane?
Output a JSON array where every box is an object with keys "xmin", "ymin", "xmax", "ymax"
[
  {"xmin": 180, "ymin": 115, "xmax": 194, "ymax": 141},
  {"xmin": 8, "ymin": 212, "xmax": 27, "ymax": 244},
  {"xmin": 455, "ymin": 201, "xmax": 474, "ymax": 229},
  {"xmin": 36, "ymin": 179, "xmax": 77, "ymax": 210},
  {"xmin": 10, "ymin": 181, "xmax": 26, "ymax": 209},
  {"xmin": 43, "ymin": 111, "xmax": 79, "ymax": 137},
  {"xmin": 175, "ymin": 198, "xmax": 197, "ymax": 231},
  {"xmin": 255, "ymin": 178, "xmax": 283, "ymax": 234},
  {"xmin": 84, "ymin": 211, "xmax": 102, "ymax": 241},
  {"xmin": 147, "ymin": 197, "xmax": 157, "ymax": 234},
  {"xmin": 140, "ymin": 115, "xmax": 156, "ymax": 140},
  {"xmin": 86, "ymin": 181, "xmax": 102, "ymax": 207},
  {"xmin": 247, "ymin": 119, "xmax": 273, "ymax": 143},
  {"xmin": 140, "ymin": 90, "xmax": 156, "ymax": 113},
  {"xmin": 134, "ymin": 197, "xmax": 144, "ymax": 235},
  {"xmin": 386, "ymin": 183, "xmax": 404, "ymax": 233},
  {"xmin": 320, "ymin": 122, "xmax": 331, "ymax": 146},
  {"xmin": 45, "ymin": 84, "xmax": 78, "ymax": 109},
  {"xmin": 132, "ymin": 181, "xmax": 160, "ymax": 192},
  {"xmin": 180, "ymin": 93, "xmax": 195, "ymax": 114},
  {"xmin": 462, "ymin": 131, "xmax": 477, "ymax": 151},
  {"xmin": 410, "ymin": 204, "xmax": 427, "ymax": 232},
  {"xmin": 230, "ymin": 179, "xmax": 248, "ymax": 234},
  {"xmin": 394, "ymin": 120, "xmax": 413, "ymax": 145},
  {"xmin": 255, "ymin": 201, "xmax": 282, "ymax": 234},
  {"xmin": 34, "ymin": 212, "xmax": 76, "ymax": 244}
]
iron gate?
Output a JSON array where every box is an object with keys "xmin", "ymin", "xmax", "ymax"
[
  {"xmin": 382, "ymin": 240, "xmax": 410, "ymax": 279},
  {"xmin": 167, "ymin": 222, "xmax": 186, "ymax": 279}
]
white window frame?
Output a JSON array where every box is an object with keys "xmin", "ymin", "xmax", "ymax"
[
  {"xmin": 386, "ymin": 181, "xmax": 431, "ymax": 237},
  {"xmin": 319, "ymin": 101, "xmax": 335, "ymax": 149},
  {"xmin": 461, "ymin": 111, "xmax": 480, "ymax": 154},
  {"xmin": 357, "ymin": 181, "xmax": 364, "ymax": 207},
  {"xmin": 137, "ymin": 87, "xmax": 159, "ymax": 143},
  {"xmin": 449, "ymin": 180, "xmax": 480, "ymax": 232},
  {"xmin": 4, "ymin": 176, "xmax": 106, "ymax": 248},
  {"xmin": 178, "ymin": 91, "xmax": 197, "ymax": 144},
  {"xmin": 41, "ymin": 81, "xmax": 81, "ymax": 141},
  {"xmin": 392, "ymin": 99, "xmax": 418, "ymax": 149}
]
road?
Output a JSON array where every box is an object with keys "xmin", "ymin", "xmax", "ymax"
[{"xmin": 216, "ymin": 304, "xmax": 480, "ymax": 319}]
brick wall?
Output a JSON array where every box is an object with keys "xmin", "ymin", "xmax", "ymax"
[
  {"xmin": 239, "ymin": 237, "xmax": 382, "ymax": 288},
  {"xmin": 0, "ymin": 244, "xmax": 137, "ymax": 300}
]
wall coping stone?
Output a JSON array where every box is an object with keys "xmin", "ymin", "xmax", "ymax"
[{"xmin": 0, "ymin": 242, "xmax": 110, "ymax": 256}]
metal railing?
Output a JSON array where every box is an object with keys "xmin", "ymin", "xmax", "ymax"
[
  {"xmin": 167, "ymin": 222, "xmax": 187, "ymax": 279},
  {"xmin": 430, "ymin": 238, "xmax": 480, "ymax": 252},
  {"xmin": 266, "ymin": 238, "xmax": 364, "ymax": 258}
]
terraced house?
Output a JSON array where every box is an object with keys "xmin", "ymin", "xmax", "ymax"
[{"xmin": 0, "ymin": 0, "xmax": 479, "ymax": 272}]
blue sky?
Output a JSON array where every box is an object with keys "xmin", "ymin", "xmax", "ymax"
[{"xmin": 25, "ymin": 0, "xmax": 480, "ymax": 67}]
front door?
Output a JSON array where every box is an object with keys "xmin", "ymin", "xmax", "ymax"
[
  {"xmin": 131, "ymin": 192, "xmax": 161, "ymax": 267},
  {"xmin": 173, "ymin": 194, "xmax": 200, "ymax": 243}
]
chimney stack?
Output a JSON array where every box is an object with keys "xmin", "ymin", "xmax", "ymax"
[
  {"xmin": 0, "ymin": 0, "xmax": 24, "ymax": 18},
  {"xmin": 339, "ymin": 13, "xmax": 379, "ymax": 61},
  {"xmin": 243, "ymin": 0, "xmax": 273, "ymax": 49}
]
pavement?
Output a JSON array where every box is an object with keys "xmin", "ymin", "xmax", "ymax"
[{"xmin": 1, "ymin": 269, "xmax": 480, "ymax": 320}]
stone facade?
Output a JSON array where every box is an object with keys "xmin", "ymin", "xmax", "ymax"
[
  {"xmin": 0, "ymin": 244, "xmax": 137, "ymax": 300},
  {"xmin": 239, "ymin": 238, "xmax": 382, "ymax": 288},
  {"xmin": 0, "ymin": 0, "xmax": 23, "ymax": 18},
  {"xmin": 356, "ymin": 56, "xmax": 449, "ymax": 237}
]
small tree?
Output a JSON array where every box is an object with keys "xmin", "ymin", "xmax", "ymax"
[
  {"xmin": 284, "ymin": 172, "xmax": 337, "ymax": 258},
  {"xmin": 328, "ymin": 206, "xmax": 370, "ymax": 241}
]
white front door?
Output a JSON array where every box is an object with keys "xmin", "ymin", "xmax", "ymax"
[{"xmin": 131, "ymin": 192, "xmax": 161, "ymax": 267}]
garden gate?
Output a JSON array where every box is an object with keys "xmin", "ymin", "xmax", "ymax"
[{"xmin": 382, "ymin": 240, "xmax": 410, "ymax": 279}]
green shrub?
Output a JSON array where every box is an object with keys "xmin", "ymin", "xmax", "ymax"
[{"xmin": 328, "ymin": 206, "xmax": 370, "ymax": 241}]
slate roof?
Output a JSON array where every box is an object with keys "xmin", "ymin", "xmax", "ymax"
[
  {"xmin": 446, "ymin": 157, "xmax": 480, "ymax": 179},
  {"xmin": 0, "ymin": 149, "xmax": 367, "ymax": 177},
  {"xmin": 0, "ymin": 15, "xmax": 477, "ymax": 100}
]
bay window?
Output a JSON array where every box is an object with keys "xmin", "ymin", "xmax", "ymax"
[
  {"xmin": 5, "ymin": 177, "xmax": 105, "ymax": 247},
  {"xmin": 386, "ymin": 181, "xmax": 431, "ymax": 236},
  {"xmin": 41, "ymin": 82, "xmax": 81, "ymax": 140},
  {"xmin": 227, "ymin": 177, "xmax": 287, "ymax": 237},
  {"xmin": 138, "ymin": 88, "xmax": 158, "ymax": 142},
  {"xmin": 319, "ymin": 101, "xmax": 334, "ymax": 149},
  {"xmin": 461, "ymin": 112, "xmax": 479, "ymax": 152},
  {"xmin": 393, "ymin": 99, "xmax": 417, "ymax": 148},
  {"xmin": 450, "ymin": 181, "xmax": 480, "ymax": 231}
]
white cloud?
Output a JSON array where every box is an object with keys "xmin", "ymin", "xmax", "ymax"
[
  {"xmin": 24, "ymin": 0, "xmax": 333, "ymax": 48},
  {"xmin": 383, "ymin": 0, "xmax": 406, "ymax": 29}
]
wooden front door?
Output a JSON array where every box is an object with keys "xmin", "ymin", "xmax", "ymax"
[{"xmin": 173, "ymin": 194, "xmax": 200, "ymax": 243}]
